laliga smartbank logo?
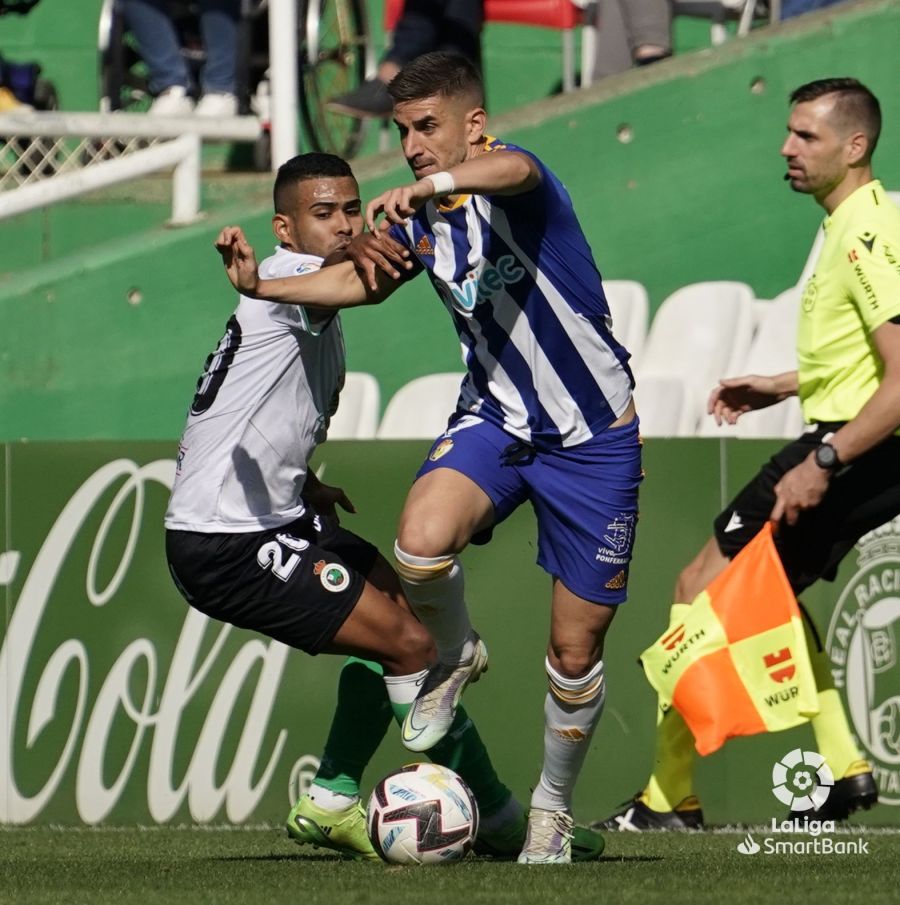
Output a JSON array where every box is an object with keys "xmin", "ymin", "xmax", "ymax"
[
  {"xmin": 827, "ymin": 517, "xmax": 900, "ymax": 805},
  {"xmin": 771, "ymin": 748, "xmax": 834, "ymax": 810},
  {"xmin": 734, "ymin": 749, "xmax": 868, "ymax": 856}
]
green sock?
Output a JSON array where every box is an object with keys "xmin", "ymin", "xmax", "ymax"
[
  {"xmin": 313, "ymin": 657, "xmax": 392, "ymax": 797},
  {"xmin": 389, "ymin": 697, "xmax": 512, "ymax": 819}
]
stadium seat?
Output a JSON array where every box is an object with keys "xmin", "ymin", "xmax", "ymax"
[
  {"xmin": 604, "ymin": 279, "xmax": 649, "ymax": 365},
  {"xmin": 635, "ymin": 281, "xmax": 755, "ymax": 435},
  {"xmin": 377, "ymin": 372, "xmax": 466, "ymax": 439},
  {"xmin": 695, "ymin": 287, "xmax": 804, "ymax": 438},
  {"xmin": 633, "ymin": 374, "xmax": 689, "ymax": 437},
  {"xmin": 327, "ymin": 372, "xmax": 380, "ymax": 439}
]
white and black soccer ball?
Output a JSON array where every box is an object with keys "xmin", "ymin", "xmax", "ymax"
[{"xmin": 366, "ymin": 763, "xmax": 479, "ymax": 865}]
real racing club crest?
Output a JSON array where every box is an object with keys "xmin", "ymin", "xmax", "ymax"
[{"xmin": 827, "ymin": 517, "xmax": 900, "ymax": 805}]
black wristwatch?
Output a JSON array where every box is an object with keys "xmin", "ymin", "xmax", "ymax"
[{"xmin": 814, "ymin": 441, "xmax": 842, "ymax": 471}]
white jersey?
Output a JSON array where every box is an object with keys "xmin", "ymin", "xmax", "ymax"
[{"xmin": 164, "ymin": 247, "xmax": 345, "ymax": 533}]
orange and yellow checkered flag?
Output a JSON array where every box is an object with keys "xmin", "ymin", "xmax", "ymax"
[{"xmin": 640, "ymin": 523, "xmax": 819, "ymax": 755}]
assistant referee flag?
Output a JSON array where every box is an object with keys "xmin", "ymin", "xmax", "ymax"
[{"xmin": 640, "ymin": 523, "xmax": 819, "ymax": 755}]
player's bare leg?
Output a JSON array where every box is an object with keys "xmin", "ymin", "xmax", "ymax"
[
  {"xmin": 520, "ymin": 580, "xmax": 614, "ymax": 864},
  {"xmin": 322, "ymin": 578, "xmax": 435, "ymax": 675},
  {"xmin": 393, "ymin": 468, "xmax": 494, "ymax": 751}
]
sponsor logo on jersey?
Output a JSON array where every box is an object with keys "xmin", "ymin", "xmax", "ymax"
[
  {"xmin": 443, "ymin": 254, "xmax": 526, "ymax": 314},
  {"xmin": 320, "ymin": 563, "xmax": 350, "ymax": 592},
  {"xmin": 724, "ymin": 511, "xmax": 744, "ymax": 533},
  {"xmin": 858, "ymin": 232, "xmax": 877, "ymax": 253},
  {"xmin": 827, "ymin": 518, "xmax": 900, "ymax": 805},
  {"xmin": 429, "ymin": 438, "xmax": 454, "ymax": 461},
  {"xmin": 415, "ymin": 235, "xmax": 435, "ymax": 257}
]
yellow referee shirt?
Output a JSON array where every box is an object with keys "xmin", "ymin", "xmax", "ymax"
[{"xmin": 797, "ymin": 180, "xmax": 900, "ymax": 423}]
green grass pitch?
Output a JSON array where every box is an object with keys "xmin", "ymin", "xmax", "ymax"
[{"xmin": 1, "ymin": 827, "xmax": 896, "ymax": 905}]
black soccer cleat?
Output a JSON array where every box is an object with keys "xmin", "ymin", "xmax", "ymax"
[
  {"xmin": 788, "ymin": 762, "xmax": 878, "ymax": 821},
  {"xmin": 592, "ymin": 794, "xmax": 704, "ymax": 832}
]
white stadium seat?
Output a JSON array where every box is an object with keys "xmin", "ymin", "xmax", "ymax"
[
  {"xmin": 633, "ymin": 375, "xmax": 690, "ymax": 437},
  {"xmin": 377, "ymin": 373, "xmax": 466, "ymax": 439},
  {"xmin": 635, "ymin": 281, "xmax": 756, "ymax": 435},
  {"xmin": 698, "ymin": 287, "xmax": 805, "ymax": 438},
  {"xmin": 604, "ymin": 279, "xmax": 649, "ymax": 365},
  {"xmin": 326, "ymin": 371, "xmax": 380, "ymax": 439}
]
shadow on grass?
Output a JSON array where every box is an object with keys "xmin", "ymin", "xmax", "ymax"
[{"xmin": 212, "ymin": 853, "xmax": 351, "ymax": 863}]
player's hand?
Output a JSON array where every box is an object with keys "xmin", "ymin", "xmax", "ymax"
[
  {"xmin": 303, "ymin": 475, "xmax": 356, "ymax": 522},
  {"xmin": 346, "ymin": 229, "xmax": 412, "ymax": 291},
  {"xmin": 215, "ymin": 226, "xmax": 259, "ymax": 296},
  {"xmin": 366, "ymin": 179, "xmax": 435, "ymax": 231},
  {"xmin": 707, "ymin": 375, "xmax": 782, "ymax": 426},
  {"xmin": 769, "ymin": 453, "xmax": 830, "ymax": 526}
]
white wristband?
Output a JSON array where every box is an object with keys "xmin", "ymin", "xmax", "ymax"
[{"xmin": 428, "ymin": 171, "xmax": 455, "ymax": 197}]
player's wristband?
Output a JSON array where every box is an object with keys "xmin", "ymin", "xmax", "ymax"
[{"xmin": 428, "ymin": 171, "xmax": 455, "ymax": 197}]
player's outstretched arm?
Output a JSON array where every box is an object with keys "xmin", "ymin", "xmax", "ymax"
[
  {"xmin": 366, "ymin": 151, "xmax": 541, "ymax": 230},
  {"xmin": 707, "ymin": 372, "xmax": 799, "ymax": 426},
  {"xmin": 214, "ymin": 225, "xmax": 399, "ymax": 309}
]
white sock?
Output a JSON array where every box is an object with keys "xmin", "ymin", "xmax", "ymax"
[
  {"xmin": 383, "ymin": 668, "xmax": 429, "ymax": 707},
  {"xmin": 308, "ymin": 783, "xmax": 358, "ymax": 811},
  {"xmin": 394, "ymin": 543, "xmax": 475, "ymax": 664},
  {"xmin": 530, "ymin": 658, "xmax": 606, "ymax": 813},
  {"xmin": 479, "ymin": 793, "xmax": 524, "ymax": 833}
]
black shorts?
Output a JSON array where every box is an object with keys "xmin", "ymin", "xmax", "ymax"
[
  {"xmin": 714, "ymin": 425, "xmax": 900, "ymax": 593},
  {"xmin": 165, "ymin": 513, "xmax": 379, "ymax": 654}
]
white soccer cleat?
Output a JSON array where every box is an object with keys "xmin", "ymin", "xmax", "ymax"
[
  {"xmin": 517, "ymin": 808, "xmax": 574, "ymax": 864},
  {"xmin": 400, "ymin": 634, "xmax": 488, "ymax": 752}
]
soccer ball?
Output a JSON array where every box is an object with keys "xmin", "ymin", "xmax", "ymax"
[{"xmin": 366, "ymin": 763, "xmax": 479, "ymax": 864}]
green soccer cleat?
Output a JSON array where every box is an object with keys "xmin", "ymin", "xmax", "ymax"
[{"xmin": 286, "ymin": 794, "xmax": 380, "ymax": 861}]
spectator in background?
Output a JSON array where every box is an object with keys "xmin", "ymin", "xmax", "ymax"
[
  {"xmin": 328, "ymin": 0, "xmax": 483, "ymax": 119},
  {"xmin": 589, "ymin": 0, "xmax": 672, "ymax": 82},
  {"xmin": 123, "ymin": 0, "xmax": 240, "ymax": 117}
]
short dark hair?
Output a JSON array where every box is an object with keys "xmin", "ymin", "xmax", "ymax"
[
  {"xmin": 790, "ymin": 77, "xmax": 882, "ymax": 158},
  {"xmin": 273, "ymin": 152, "xmax": 354, "ymax": 213},
  {"xmin": 388, "ymin": 51, "xmax": 484, "ymax": 107}
]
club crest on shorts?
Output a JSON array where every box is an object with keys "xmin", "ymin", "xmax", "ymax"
[
  {"xmin": 429, "ymin": 438, "xmax": 454, "ymax": 462},
  {"xmin": 317, "ymin": 562, "xmax": 350, "ymax": 592}
]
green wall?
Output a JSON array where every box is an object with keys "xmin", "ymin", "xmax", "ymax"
[
  {"xmin": 4, "ymin": 438, "xmax": 898, "ymax": 826},
  {"xmin": 2, "ymin": 1, "xmax": 899, "ymax": 441}
]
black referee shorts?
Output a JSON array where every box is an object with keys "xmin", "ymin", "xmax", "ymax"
[
  {"xmin": 165, "ymin": 512, "xmax": 379, "ymax": 654},
  {"xmin": 714, "ymin": 425, "xmax": 900, "ymax": 593}
]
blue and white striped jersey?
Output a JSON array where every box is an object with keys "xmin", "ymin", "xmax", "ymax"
[{"xmin": 390, "ymin": 137, "xmax": 634, "ymax": 448}]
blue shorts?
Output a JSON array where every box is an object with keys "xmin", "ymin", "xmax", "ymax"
[{"xmin": 416, "ymin": 414, "xmax": 643, "ymax": 604}]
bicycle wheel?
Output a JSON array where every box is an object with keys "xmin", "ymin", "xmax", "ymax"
[{"xmin": 299, "ymin": 0, "xmax": 369, "ymax": 159}]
